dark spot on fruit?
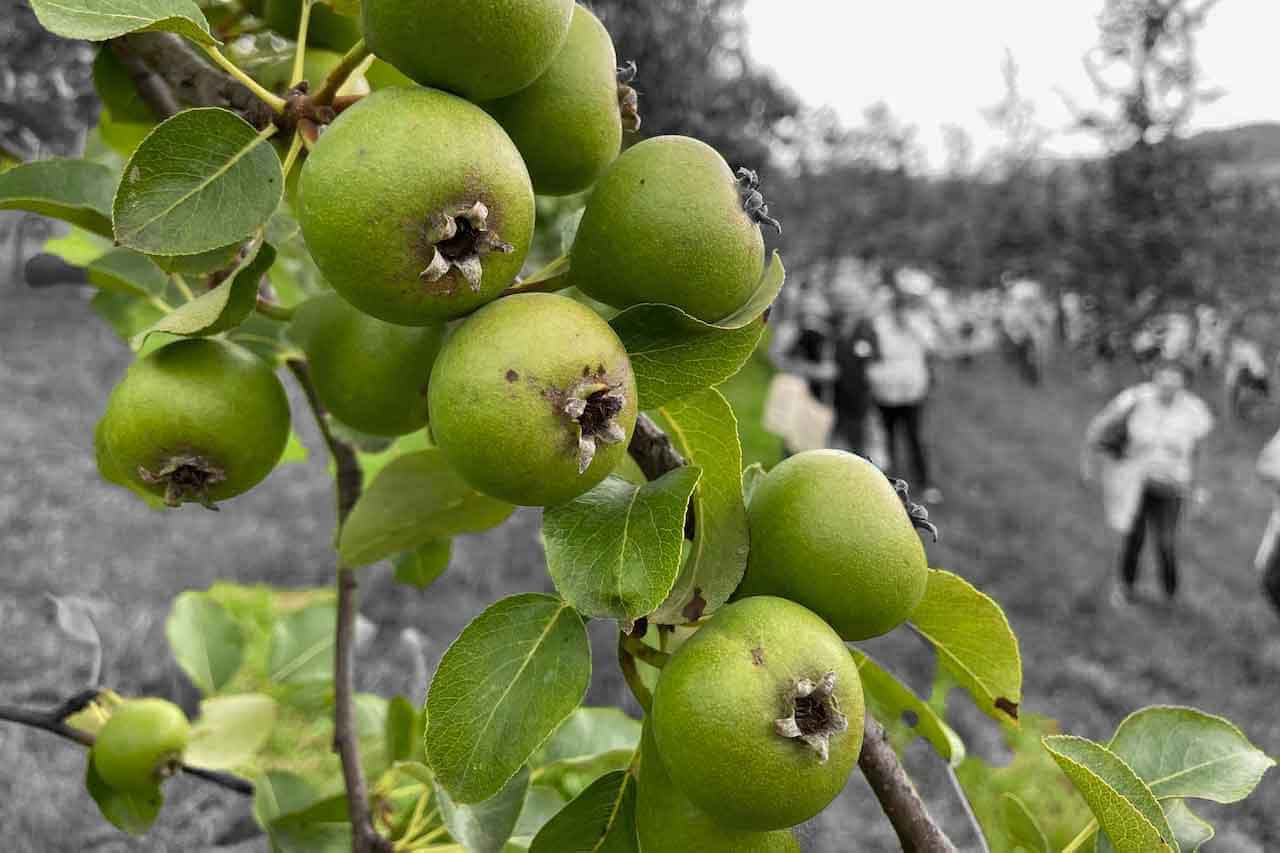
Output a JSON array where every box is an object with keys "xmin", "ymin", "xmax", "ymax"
[
  {"xmin": 582, "ymin": 365, "xmax": 591, "ymax": 377},
  {"xmin": 901, "ymin": 709, "xmax": 919, "ymax": 728},
  {"xmin": 596, "ymin": 363, "xmax": 606, "ymax": 376},
  {"xmin": 751, "ymin": 646, "xmax": 766, "ymax": 666},
  {"xmin": 681, "ymin": 588, "xmax": 707, "ymax": 622},
  {"xmin": 505, "ymin": 369, "xmax": 519, "ymax": 383},
  {"xmin": 995, "ymin": 697, "xmax": 1020, "ymax": 720}
]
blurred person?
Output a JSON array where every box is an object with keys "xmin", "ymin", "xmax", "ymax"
[
  {"xmin": 1224, "ymin": 335, "xmax": 1269, "ymax": 421},
  {"xmin": 766, "ymin": 286, "xmax": 838, "ymax": 455},
  {"xmin": 866, "ymin": 273, "xmax": 941, "ymax": 502},
  {"xmin": 1255, "ymin": 427, "xmax": 1280, "ymax": 618},
  {"xmin": 1000, "ymin": 276, "xmax": 1053, "ymax": 385},
  {"xmin": 1084, "ymin": 361, "xmax": 1213, "ymax": 605},
  {"xmin": 1194, "ymin": 305, "xmax": 1226, "ymax": 372}
]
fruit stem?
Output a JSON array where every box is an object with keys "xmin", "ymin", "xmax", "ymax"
[
  {"xmin": 290, "ymin": 0, "xmax": 313, "ymax": 88},
  {"xmin": 281, "ymin": 131, "xmax": 305, "ymax": 179},
  {"xmin": 201, "ymin": 45, "xmax": 289, "ymax": 114},
  {"xmin": 620, "ymin": 634, "xmax": 670, "ymax": 669},
  {"xmin": 617, "ymin": 633, "xmax": 654, "ymax": 714},
  {"xmin": 313, "ymin": 38, "xmax": 371, "ymax": 106},
  {"xmin": 1061, "ymin": 819, "xmax": 1099, "ymax": 853}
]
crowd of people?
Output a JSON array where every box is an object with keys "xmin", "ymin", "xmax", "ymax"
[{"xmin": 767, "ymin": 255, "xmax": 1280, "ymax": 619}]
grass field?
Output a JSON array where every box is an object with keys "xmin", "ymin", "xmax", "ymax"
[{"xmin": 1, "ymin": 280, "xmax": 1276, "ymax": 851}]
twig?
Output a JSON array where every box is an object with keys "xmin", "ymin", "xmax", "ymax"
[
  {"xmin": 0, "ymin": 699, "xmax": 254, "ymax": 797},
  {"xmin": 285, "ymin": 359, "xmax": 387, "ymax": 853},
  {"xmin": 626, "ymin": 414, "xmax": 686, "ymax": 481},
  {"xmin": 313, "ymin": 38, "xmax": 371, "ymax": 106},
  {"xmin": 946, "ymin": 764, "xmax": 990, "ymax": 853},
  {"xmin": 858, "ymin": 714, "xmax": 958, "ymax": 853},
  {"xmin": 108, "ymin": 40, "xmax": 180, "ymax": 119}
]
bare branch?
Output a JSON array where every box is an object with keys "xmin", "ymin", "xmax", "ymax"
[
  {"xmin": 858, "ymin": 714, "xmax": 958, "ymax": 853},
  {"xmin": 626, "ymin": 413, "xmax": 686, "ymax": 481}
]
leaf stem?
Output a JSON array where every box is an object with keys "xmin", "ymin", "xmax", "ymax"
[
  {"xmin": 1061, "ymin": 819, "xmax": 1099, "ymax": 853},
  {"xmin": 313, "ymin": 38, "xmax": 371, "ymax": 105},
  {"xmin": 619, "ymin": 634, "xmax": 670, "ymax": 669},
  {"xmin": 946, "ymin": 764, "xmax": 990, "ymax": 853},
  {"xmin": 171, "ymin": 273, "xmax": 195, "ymax": 302},
  {"xmin": 281, "ymin": 131, "xmax": 305, "ymax": 179},
  {"xmin": 617, "ymin": 633, "xmax": 653, "ymax": 714},
  {"xmin": 202, "ymin": 45, "xmax": 289, "ymax": 114},
  {"xmin": 290, "ymin": 0, "xmax": 313, "ymax": 88}
]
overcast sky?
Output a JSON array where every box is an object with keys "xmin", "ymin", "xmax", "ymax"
[{"xmin": 744, "ymin": 0, "xmax": 1280, "ymax": 165}]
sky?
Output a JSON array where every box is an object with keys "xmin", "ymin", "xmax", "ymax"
[{"xmin": 744, "ymin": 0, "xmax": 1280, "ymax": 166}]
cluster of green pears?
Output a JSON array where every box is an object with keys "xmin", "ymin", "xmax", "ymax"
[
  {"xmin": 91, "ymin": 2, "xmax": 937, "ymax": 847},
  {"xmin": 641, "ymin": 450, "xmax": 931, "ymax": 850},
  {"xmin": 97, "ymin": 0, "xmax": 772, "ymax": 511}
]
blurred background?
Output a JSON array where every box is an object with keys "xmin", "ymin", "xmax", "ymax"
[{"xmin": 2, "ymin": 0, "xmax": 1278, "ymax": 850}]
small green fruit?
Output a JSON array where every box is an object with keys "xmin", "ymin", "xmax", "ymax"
[
  {"xmin": 97, "ymin": 339, "xmax": 291, "ymax": 507},
  {"xmin": 651, "ymin": 596, "xmax": 864, "ymax": 831},
  {"xmin": 363, "ymin": 0, "xmax": 573, "ymax": 101},
  {"xmin": 292, "ymin": 293, "xmax": 446, "ymax": 436},
  {"xmin": 638, "ymin": 722, "xmax": 801, "ymax": 852},
  {"xmin": 483, "ymin": 6, "xmax": 623, "ymax": 196},
  {"xmin": 298, "ymin": 87, "xmax": 535, "ymax": 325},
  {"xmin": 737, "ymin": 450, "xmax": 929, "ymax": 640},
  {"xmin": 263, "ymin": 0, "xmax": 361, "ymax": 50},
  {"xmin": 427, "ymin": 292, "xmax": 637, "ymax": 507},
  {"xmin": 570, "ymin": 135, "xmax": 768, "ymax": 322},
  {"xmin": 92, "ymin": 699, "xmax": 190, "ymax": 792}
]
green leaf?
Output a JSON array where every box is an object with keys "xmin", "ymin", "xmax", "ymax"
[
  {"xmin": 43, "ymin": 226, "xmax": 112, "ymax": 265},
  {"xmin": 1001, "ymin": 793, "xmax": 1050, "ymax": 853},
  {"xmin": 253, "ymin": 770, "xmax": 318, "ymax": 829},
  {"xmin": 741, "ymin": 461, "xmax": 767, "ymax": 505},
  {"xmin": 610, "ymin": 305, "xmax": 765, "ymax": 409},
  {"xmin": 385, "ymin": 696, "xmax": 425, "ymax": 765},
  {"xmin": 1042, "ymin": 735, "xmax": 1176, "ymax": 853},
  {"xmin": 711, "ymin": 250, "xmax": 786, "ymax": 329},
  {"xmin": 85, "ymin": 757, "xmax": 163, "ymax": 836},
  {"xmin": 1107, "ymin": 705, "xmax": 1275, "ymax": 802},
  {"xmin": 30, "ymin": 0, "xmax": 214, "ymax": 43},
  {"xmin": 338, "ymin": 449, "xmax": 515, "ymax": 568},
  {"xmin": 269, "ymin": 795, "xmax": 351, "ymax": 853},
  {"xmin": 0, "ymin": 159, "xmax": 117, "ymax": 236},
  {"xmin": 393, "ymin": 539, "xmax": 452, "ymax": 590},
  {"xmin": 511, "ymin": 785, "xmax": 567, "ymax": 844},
  {"xmin": 436, "ymin": 766, "xmax": 531, "ymax": 853},
  {"xmin": 165, "ymin": 591, "xmax": 245, "ymax": 693},
  {"xmin": 1161, "ymin": 801, "xmax": 1214, "ymax": 852},
  {"xmin": 531, "ymin": 708, "xmax": 642, "ymax": 770},
  {"xmin": 426, "ymin": 594, "xmax": 591, "ymax": 804},
  {"xmin": 268, "ymin": 603, "xmax": 335, "ymax": 684},
  {"xmin": 909, "ymin": 568, "xmax": 1022, "ymax": 724},
  {"xmin": 151, "ymin": 241, "xmax": 245, "ymax": 275},
  {"xmin": 135, "ymin": 242, "xmax": 275, "ymax": 344},
  {"xmin": 649, "ymin": 388, "xmax": 747, "ymax": 624},
  {"xmin": 113, "ymin": 109, "xmax": 282, "ymax": 255},
  {"xmin": 87, "ymin": 247, "xmax": 169, "ymax": 298},
  {"xmin": 851, "ymin": 649, "xmax": 965, "ymax": 767},
  {"xmin": 91, "ymin": 290, "xmax": 166, "ymax": 344},
  {"xmin": 543, "ymin": 468, "xmax": 702, "ymax": 623},
  {"xmin": 94, "ymin": 48, "xmax": 159, "ymax": 125},
  {"xmin": 185, "ymin": 693, "xmax": 278, "ymax": 769},
  {"xmin": 529, "ymin": 770, "xmax": 638, "ymax": 853}
]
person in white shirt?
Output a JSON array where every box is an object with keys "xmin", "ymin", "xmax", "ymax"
[
  {"xmin": 866, "ymin": 284, "xmax": 941, "ymax": 502},
  {"xmin": 1085, "ymin": 361, "xmax": 1214, "ymax": 603}
]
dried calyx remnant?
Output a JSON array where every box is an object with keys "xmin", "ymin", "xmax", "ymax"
[
  {"xmin": 559, "ymin": 369, "xmax": 627, "ymax": 473},
  {"xmin": 616, "ymin": 61, "xmax": 642, "ymax": 132},
  {"xmin": 138, "ymin": 454, "xmax": 226, "ymax": 510},
  {"xmin": 419, "ymin": 201, "xmax": 513, "ymax": 293},
  {"xmin": 892, "ymin": 478, "xmax": 939, "ymax": 541},
  {"xmin": 774, "ymin": 670, "xmax": 848, "ymax": 763},
  {"xmin": 736, "ymin": 167, "xmax": 782, "ymax": 234}
]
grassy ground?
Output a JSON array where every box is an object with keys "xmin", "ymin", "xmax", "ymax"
[{"xmin": 1, "ymin": 279, "xmax": 1277, "ymax": 850}]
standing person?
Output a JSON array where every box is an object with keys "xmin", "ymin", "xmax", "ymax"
[
  {"xmin": 1254, "ymin": 428, "xmax": 1280, "ymax": 618},
  {"xmin": 1084, "ymin": 361, "xmax": 1213, "ymax": 605},
  {"xmin": 866, "ymin": 278, "xmax": 941, "ymax": 502}
]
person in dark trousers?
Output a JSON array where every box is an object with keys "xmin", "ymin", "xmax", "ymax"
[
  {"xmin": 865, "ymin": 280, "xmax": 941, "ymax": 503},
  {"xmin": 1085, "ymin": 361, "xmax": 1213, "ymax": 604},
  {"xmin": 1254, "ymin": 428, "xmax": 1280, "ymax": 618}
]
